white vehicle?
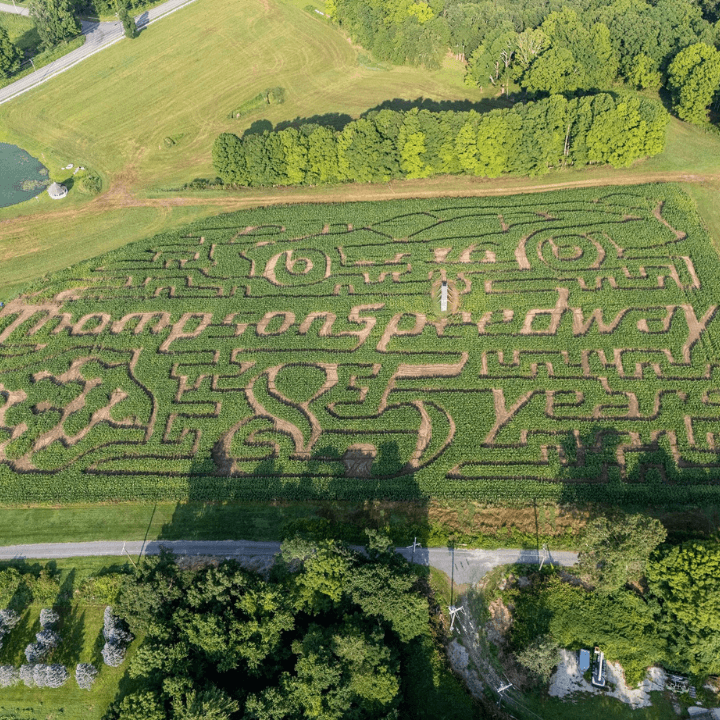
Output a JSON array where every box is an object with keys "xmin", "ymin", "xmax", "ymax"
[{"xmin": 591, "ymin": 647, "xmax": 606, "ymax": 687}]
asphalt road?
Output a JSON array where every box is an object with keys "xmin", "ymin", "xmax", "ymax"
[
  {"xmin": 0, "ymin": 0, "xmax": 199, "ymax": 106},
  {"xmin": 0, "ymin": 540, "xmax": 578, "ymax": 583},
  {"xmin": 0, "ymin": 2, "xmax": 29, "ymax": 15}
]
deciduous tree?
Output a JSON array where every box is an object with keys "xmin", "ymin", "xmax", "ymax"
[
  {"xmin": 578, "ymin": 513, "xmax": 666, "ymax": 592},
  {"xmin": 647, "ymin": 541, "xmax": 720, "ymax": 674},
  {"xmin": 0, "ymin": 27, "xmax": 21, "ymax": 79},
  {"xmin": 667, "ymin": 42, "xmax": 720, "ymax": 124},
  {"xmin": 28, "ymin": 0, "xmax": 80, "ymax": 49}
]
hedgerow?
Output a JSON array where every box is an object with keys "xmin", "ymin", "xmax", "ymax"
[
  {"xmin": 0, "ymin": 184, "xmax": 719, "ymax": 506},
  {"xmin": 213, "ymin": 95, "xmax": 668, "ymax": 187}
]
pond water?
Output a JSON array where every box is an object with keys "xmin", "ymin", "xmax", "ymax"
[{"xmin": 0, "ymin": 142, "xmax": 50, "ymax": 208}]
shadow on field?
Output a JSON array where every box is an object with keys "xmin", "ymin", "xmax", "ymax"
[
  {"xmin": 555, "ymin": 426, "xmax": 720, "ymax": 539},
  {"xmin": 157, "ymin": 441, "xmax": 436, "ymax": 548},
  {"xmin": 273, "ymin": 112, "xmax": 354, "ymax": 132},
  {"xmin": 242, "ymin": 96, "xmax": 518, "ymax": 138},
  {"xmin": 362, "ymin": 95, "xmax": 516, "ymax": 115}
]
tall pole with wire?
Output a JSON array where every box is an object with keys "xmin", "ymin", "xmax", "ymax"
[
  {"xmin": 407, "ymin": 536, "xmax": 421, "ymax": 564},
  {"xmin": 496, "ymin": 682, "xmax": 513, "ymax": 708}
]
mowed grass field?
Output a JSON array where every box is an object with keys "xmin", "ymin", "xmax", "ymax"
[
  {"xmin": 0, "ymin": 0, "xmax": 492, "ymax": 295},
  {"xmin": 0, "ymin": 556, "xmax": 142, "ymax": 720}
]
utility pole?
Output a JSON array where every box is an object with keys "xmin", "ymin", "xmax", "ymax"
[
  {"xmin": 448, "ymin": 604, "xmax": 464, "ymax": 631},
  {"xmin": 407, "ymin": 536, "xmax": 421, "ymax": 564},
  {"xmin": 539, "ymin": 543, "xmax": 549, "ymax": 570},
  {"xmin": 496, "ymin": 682, "xmax": 513, "ymax": 707}
]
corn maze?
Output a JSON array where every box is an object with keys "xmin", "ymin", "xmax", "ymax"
[{"xmin": 1, "ymin": 184, "xmax": 720, "ymax": 504}]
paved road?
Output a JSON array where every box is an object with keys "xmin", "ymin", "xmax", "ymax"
[
  {"xmin": 0, "ymin": 2, "xmax": 29, "ymax": 15},
  {"xmin": 0, "ymin": 0, "xmax": 198, "ymax": 106},
  {"xmin": 0, "ymin": 540, "xmax": 578, "ymax": 583}
]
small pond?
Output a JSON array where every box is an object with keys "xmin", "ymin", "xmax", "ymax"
[{"xmin": 0, "ymin": 142, "xmax": 50, "ymax": 208}]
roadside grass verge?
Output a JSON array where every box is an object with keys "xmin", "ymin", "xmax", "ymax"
[
  {"xmin": 0, "ymin": 501, "xmax": 715, "ymax": 548},
  {"xmin": 0, "ymin": 35, "xmax": 86, "ymax": 90}
]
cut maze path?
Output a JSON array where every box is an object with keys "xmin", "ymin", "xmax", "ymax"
[{"xmin": 1, "ymin": 184, "xmax": 718, "ymax": 504}]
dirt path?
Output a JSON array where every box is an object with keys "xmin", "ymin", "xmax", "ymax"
[{"xmin": 1, "ymin": 170, "xmax": 718, "ymax": 243}]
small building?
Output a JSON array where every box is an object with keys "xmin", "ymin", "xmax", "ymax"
[
  {"xmin": 591, "ymin": 647, "xmax": 606, "ymax": 688},
  {"xmin": 47, "ymin": 182, "xmax": 68, "ymax": 200},
  {"xmin": 578, "ymin": 649, "xmax": 591, "ymax": 673}
]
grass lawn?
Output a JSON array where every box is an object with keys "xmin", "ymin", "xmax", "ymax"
[
  {"xmin": 0, "ymin": 500, "xmax": 570, "ymax": 548},
  {"xmin": 522, "ymin": 691, "xmax": 679, "ymax": 720},
  {"xmin": 0, "ymin": 13, "xmax": 39, "ymax": 54},
  {"xmin": 0, "ymin": 556, "xmax": 139, "ymax": 720},
  {"xmin": 0, "ymin": 0, "xmax": 489, "ymax": 193},
  {"xmin": 0, "ymin": 0, "xmax": 499, "ymax": 295},
  {"xmin": 0, "ymin": 499, "xmax": 715, "ymax": 549}
]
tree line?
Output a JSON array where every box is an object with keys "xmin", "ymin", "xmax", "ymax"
[
  {"xmin": 103, "ymin": 535, "xmax": 477, "ymax": 720},
  {"xmin": 212, "ymin": 94, "xmax": 667, "ymax": 187},
  {"xmin": 328, "ymin": 0, "xmax": 720, "ymax": 124}
]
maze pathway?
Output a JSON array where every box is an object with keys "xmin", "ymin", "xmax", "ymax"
[{"xmin": 1, "ymin": 185, "xmax": 719, "ymax": 503}]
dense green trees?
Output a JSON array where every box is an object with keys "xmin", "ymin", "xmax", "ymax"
[
  {"xmin": 520, "ymin": 10, "xmax": 617, "ymax": 94},
  {"xmin": 328, "ymin": 0, "xmax": 720, "ymax": 126},
  {"xmin": 118, "ymin": 3, "xmax": 137, "ymax": 39},
  {"xmin": 667, "ymin": 43, "xmax": 720, "ymax": 124},
  {"xmin": 28, "ymin": 0, "xmax": 81, "ymax": 49},
  {"xmin": 647, "ymin": 541, "xmax": 720, "ymax": 675},
  {"xmin": 0, "ymin": 27, "xmax": 21, "ymax": 79},
  {"xmin": 107, "ymin": 542, "xmax": 441, "ymax": 720},
  {"xmin": 213, "ymin": 95, "xmax": 667, "ymax": 187},
  {"xmin": 511, "ymin": 539, "xmax": 720, "ymax": 684},
  {"xmin": 328, "ymin": 0, "xmax": 449, "ymax": 68}
]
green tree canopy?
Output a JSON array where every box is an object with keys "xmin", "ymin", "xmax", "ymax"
[
  {"xmin": 667, "ymin": 42, "xmax": 720, "ymax": 124},
  {"xmin": 213, "ymin": 96, "xmax": 668, "ymax": 187},
  {"xmin": 0, "ymin": 26, "xmax": 21, "ymax": 79},
  {"xmin": 578, "ymin": 513, "xmax": 667, "ymax": 592},
  {"xmin": 110, "ymin": 540, "xmax": 440, "ymax": 720},
  {"xmin": 647, "ymin": 541, "xmax": 720, "ymax": 675},
  {"xmin": 28, "ymin": 0, "xmax": 80, "ymax": 48}
]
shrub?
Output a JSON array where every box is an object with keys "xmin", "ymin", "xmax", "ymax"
[
  {"xmin": 75, "ymin": 662, "xmax": 98, "ymax": 690},
  {"xmin": 80, "ymin": 172, "xmax": 102, "ymax": 195},
  {"xmin": 25, "ymin": 627, "xmax": 61, "ymax": 662},
  {"xmin": 0, "ymin": 570, "xmax": 25, "ymax": 608},
  {"xmin": 102, "ymin": 641, "xmax": 127, "ymax": 667},
  {"xmin": 265, "ymin": 86, "xmax": 286, "ymax": 104},
  {"xmin": 0, "ymin": 609, "xmax": 20, "ymax": 650},
  {"xmin": 79, "ymin": 574, "xmax": 124, "ymax": 604},
  {"xmin": 25, "ymin": 642, "xmax": 46, "ymax": 663},
  {"xmin": 19, "ymin": 664, "xmax": 36, "ymax": 687},
  {"xmin": 102, "ymin": 606, "xmax": 133, "ymax": 666},
  {"xmin": 0, "ymin": 666, "xmax": 19, "ymax": 687},
  {"xmin": 515, "ymin": 635, "xmax": 560, "ymax": 683},
  {"xmin": 40, "ymin": 608, "xmax": 60, "ymax": 627},
  {"xmin": 33, "ymin": 663, "xmax": 68, "ymax": 688}
]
